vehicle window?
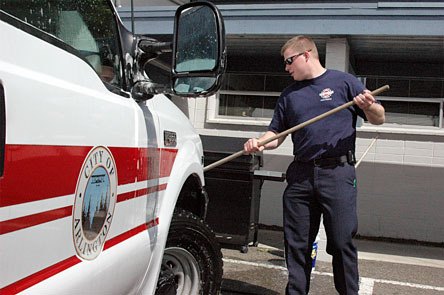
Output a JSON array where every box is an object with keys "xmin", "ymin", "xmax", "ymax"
[{"xmin": 0, "ymin": 0, "xmax": 123, "ymax": 89}]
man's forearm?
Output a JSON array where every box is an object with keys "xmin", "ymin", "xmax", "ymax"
[
  {"xmin": 364, "ymin": 103, "xmax": 385, "ymax": 125},
  {"xmin": 257, "ymin": 131, "xmax": 281, "ymax": 150}
]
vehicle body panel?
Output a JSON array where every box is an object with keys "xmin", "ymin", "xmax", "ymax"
[{"xmin": 0, "ymin": 0, "xmax": 225, "ymax": 293}]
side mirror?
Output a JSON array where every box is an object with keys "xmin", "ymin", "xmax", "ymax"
[{"xmin": 172, "ymin": 1, "xmax": 226, "ymax": 97}]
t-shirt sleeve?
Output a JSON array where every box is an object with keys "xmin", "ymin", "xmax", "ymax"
[
  {"xmin": 346, "ymin": 75, "xmax": 367, "ymax": 119},
  {"xmin": 268, "ymin": 94, "xmax": 287, "ymax": 133}
]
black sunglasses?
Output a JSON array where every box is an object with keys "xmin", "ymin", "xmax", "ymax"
[{"xmin": 284, "ymin": 49, "xmax": 312, "ymax": 65}]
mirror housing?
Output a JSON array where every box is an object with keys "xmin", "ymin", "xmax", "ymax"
[{"xmin": 172, "ymin": 1, "xmax": 226, "ymax": 97}]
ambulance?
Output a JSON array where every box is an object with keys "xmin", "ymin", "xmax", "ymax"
[{"xmin": 0, "ymin": 0, "xmax": 226, "ymax": 294}]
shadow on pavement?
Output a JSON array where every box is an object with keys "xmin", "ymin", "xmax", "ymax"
[
  {"xmin": 259, "ymin": 228, "xmax": 444, "ymax": 262},
  {"xmin": 221, "ymin": 278, "xmax": 281, "ymax": 295},
  {"xmin": 267, "ymin": 249, "xmax": 285, "ymax": 258},
  {"xmin": 354, "ymin": 238, "xmax": 444, "ymax": 261}
]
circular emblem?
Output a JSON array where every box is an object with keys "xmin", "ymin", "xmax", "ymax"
[
  {"xmin": 73, "ymin": 146, "xmax": 117, "ymax": 260},
  {"xmin": 319, "ymin": 88, "xmax": 335, "ymax": 101}
]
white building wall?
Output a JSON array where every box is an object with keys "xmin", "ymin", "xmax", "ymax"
[
  {"xmin": 325, "ymin": 38, "xmax": 350, "ymax": 73},
  {"xmin": 356, "ymin": 131, "xmax": 444, "ymax": 243}
]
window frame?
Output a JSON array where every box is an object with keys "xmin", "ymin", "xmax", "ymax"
[
  {"xmin": 207, "ymin": 74, "xmax": 444, "ymax": 131},
  {"xmin": 365, "ymin": 96, "xmax": 444, "ymax": 129}
]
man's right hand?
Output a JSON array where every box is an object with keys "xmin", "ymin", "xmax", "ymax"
[
  {"xmin": 243, "ymin": 138, "xmax": 265, "ymax": 155},
  {"xmin": 244, "ymin": 131, "xmax": 283, "ymax": 154}
]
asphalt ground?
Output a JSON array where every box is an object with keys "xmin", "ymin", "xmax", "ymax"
[{"xmin": 220, "ymin": 229, "xmax": 444, "ymax": 295}]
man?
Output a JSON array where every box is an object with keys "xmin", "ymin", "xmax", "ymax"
[{"xmin": 243, "ymin": 36, "xmax": 385, "ymax": 295}]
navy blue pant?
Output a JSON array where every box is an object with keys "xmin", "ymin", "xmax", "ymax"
[{"xmin": 283, "ymin": 160, "xmax": 359, "ymax": 295}]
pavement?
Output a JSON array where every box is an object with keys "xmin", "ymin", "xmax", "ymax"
[{"xmin": 220, "ymin": 229, "xmax": 444, "ymax": 295}]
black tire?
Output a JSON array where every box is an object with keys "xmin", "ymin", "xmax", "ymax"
[{"xmin": 162, "ymin": 209, "xmax": 223, "ymax": 295}]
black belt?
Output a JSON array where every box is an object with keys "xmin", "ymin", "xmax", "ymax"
[{"xmin": 294, "ymin": 153, "xmax": 354, "ymax": 167}]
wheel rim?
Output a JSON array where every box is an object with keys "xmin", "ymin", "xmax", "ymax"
[{"xmin": 163, "ymin": 247, "xmax": 201, "ymax": 295}]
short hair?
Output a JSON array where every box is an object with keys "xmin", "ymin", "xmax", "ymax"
[{"xmin": 281, "ymin": 35, "xmax": 319, "ymax": 58}]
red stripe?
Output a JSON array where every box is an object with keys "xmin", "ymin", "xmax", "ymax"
[
  {"xmin": 115, "ymin": 191, "xmax": 135, "ymax": 203},
  {"xmin": 116, "ymin": 184, "xmax": 168, "ymax": 203},
  {"xmin": 0, "ymin": 206, "xmax": 72, "ymax": 235},
  {"xmin": 103, "ymin": 218, "xmax": 159, "ymax": 250},
  {"xmin": 0, "ymin": 145, "xmax": 90, "ymax": 207},
  {"xmin": 0, "ymin": 145, "xmax": 177, "ymax": 208},
  {"xmin": 0, "ymin": 184, "xmax": 168, "ymax": 235},
  {"xmin": 103, "ymin": 223, "xmax": 147, "ymax": 250},
  {"xmin": 0, "ymin": 256, "xmax": 81, "ymax": 294},
  {"xmin": 0, "ymin": 145, "xmax": 174, "ymax": 292},
  {"xmin": 146, "ymin": 217, "xmax": 160, "ymax": 229},
  {"xmin": 1, "ymin": 219, "xmax": 159, "ymax": 294},
  {"xmin": 159, "ymin": 148, "xmax": 178, "ymax": 177},
  {"xmin": 147, "ymin": 184, "xmax": 167, "ymax": 195}
]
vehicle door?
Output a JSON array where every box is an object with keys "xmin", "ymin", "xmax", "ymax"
[{"xmin": 0, "ymin": 1, "xmax": 156, "ymax": 294}]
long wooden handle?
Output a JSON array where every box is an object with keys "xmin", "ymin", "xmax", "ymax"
[{"xmin": 203, "ymin": 85, "xmax": 389, "ymax": 172}]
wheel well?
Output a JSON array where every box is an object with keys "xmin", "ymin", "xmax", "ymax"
[{"xmin": 176, "ymin": 175, "xmax": 208, "ymax": 219}]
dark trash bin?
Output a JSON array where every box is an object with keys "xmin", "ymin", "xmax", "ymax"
[{"xmin": 201, "ymin": 135, "xmax": 285, "ymax": 253}]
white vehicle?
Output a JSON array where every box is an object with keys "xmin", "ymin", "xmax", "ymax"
[{"xmin": 0, "ymin": 0, "xmax": 226, "ymax": 294}]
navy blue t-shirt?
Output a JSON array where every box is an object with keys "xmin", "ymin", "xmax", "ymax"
[{"xmin": 268, "ymin": 69, "xmax": 366, "ymax": 161}]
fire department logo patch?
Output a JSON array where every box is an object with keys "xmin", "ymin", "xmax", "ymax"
[
  {"xmin": 73, "ymin": 146, "xmax": 117, "ymax": 260},
  {"xmin": 319, "ymin": 88, "xmax": 334, "ymax": 101}
]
